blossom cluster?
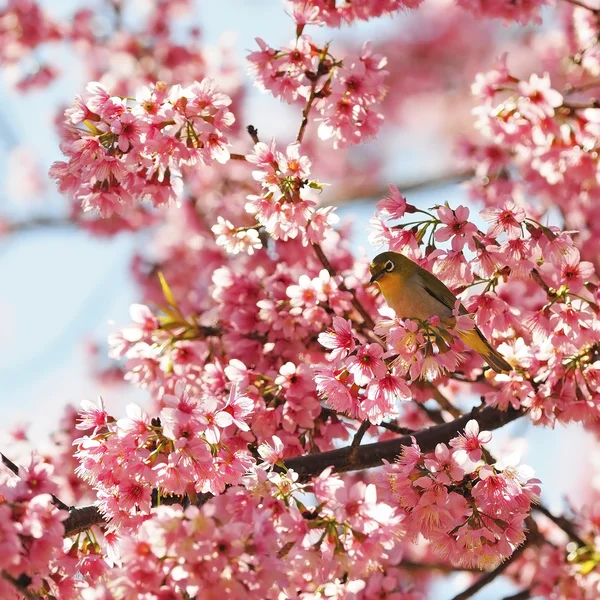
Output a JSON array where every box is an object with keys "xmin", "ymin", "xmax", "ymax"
[
  {"xmin": 241, "ymin": 140, "xmax": 340, "ymax": 244},
  {"xmin": 73, "ymin": 468, "xmax": 415, "ymax": 600},
  {"xmin": 73, "ymin": 383, "xmax": 254, "ymax": 529},
  {"xmin": 0, "ymin": 0, "xmax": 61, "ymax": 90},
  {"xmin": 11, "ymin": 0, "xmax": 600, "ymax": 597},
  {"xmin": 285, "ymin": 0, "xmax": 547, "ymax": 26},
  {"xmin": 466, "ymin": 50, "xmax": 600, "ymax": 271},
  {"xmin": 454, "ymin": 0, "xmax": 548, "ymax": 24},
  {"xmin": 50, "ymin": 79, "xmax": 235, "ymax": 217},
  {"xmin": 385, "ymin": 420, "xmax": 541, "ymax": 569},
  {"xmin": 0, "ymin": 457, "xmax": 104, "ymax": 600},
  {"xmin": 108, "ymin": 251, "xmax": 362, "ymax": 456},
  {"xmin": 316, "ymin": 316, "xmax": 412, "ymax": 424},
  {"xmin": 367, "ymin": 185, "xmax": 600, "ymax": 430},
  {"xmin": 248, "ymin": 38, "xmax": 388, "ymax": 148},
  {"xmin": 285, "ymin": 0, "xmax": 424, "ymax": 27},
  {"xmin": 514, "ymin": 543, "xmax": 600, "ymax": 599}
]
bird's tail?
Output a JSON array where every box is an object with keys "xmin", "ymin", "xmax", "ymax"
[{"xmin": 457, "ymin": 327, "xmax": 512, "ymax": 373}]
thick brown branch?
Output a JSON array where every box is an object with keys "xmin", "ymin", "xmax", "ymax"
[
  {"xmin": 285, "ymin": 405, "xmax": 524, "ymax": 481},
  {"xmin": 503, "ymin": 590, "xmax": 531, "ymax": 600},
  {"xmin": 450, "ymin": 541, "xmax": 529, "ymax": 600},
  {"xmin": 399, "ymin": 560, "xmax": 481, "ymax": 573},
  {"xmin": 61, "ymin": 405, "xmax": 524, "ymax": 537},
  {"xmin": 62, "ymin": 490, "xmax": 213, "ymax": 537},
  {"xmin": 62, "ymin": 505, "xmax": 105, "ymax": 536}
]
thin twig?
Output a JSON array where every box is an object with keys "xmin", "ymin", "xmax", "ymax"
[
  {"xmin": 450, "ymin": 541, "xmax": 529, "ymax": 600},
  {"xmin": 246, "ymin": 125, "xmax": 259, "ymax": 144},
  {"xmin": 530, "ymin": 268, "xmax": 552, "ymax": 295},
  {"xmin": 379, "ymin": 422, "xmax": 415, "ymax": 435},
  {"xmin": 562, "ymin": 100, "xmax": 600, "ymax": 110},
  {"xmin": 2, "ymin": 571, "xmax": 39, "ymax": 599},
  {"xmin": 561, "ymin": 0, "xmax": 599, "ymax": 12},
  {"xmin": 1, "ymin": 216, "xmax": 73, "ymax": 234},
  {"xmin": 503, "ymin": 589, "xmax": 532, "ymax": 600},
  {"xmin": 320, "ymin": 406, "xmax": 414, "ymax": 435},
  {"xmin": 564, "ymin": 80, "xmax": 600, "ymax": 94},
  {"xmin": 429, "ymin": 384, "xmax": 462, "ymax": 418},
  {"xmin": 297, "ymin": 75, "xmax": 321, "ymax": 143},
  {"xmin": 534, "ymin": 504, "xmax": 586, "ymax": 547},
  {"xmin": 351, "ymin": 420, "xmax": 370, "ymax": 448},
  {"xmin": 230, "ymin": 153, "xmax": 248, "ymax": 161},
  {"xmin": 328, "ymin": 170, "xmax": 474, "ymax": 206},
  {"xmin": 1, "ymin": 452, "xmax": 19, "ymax": 475},
  {"xmin": 312, "ymin": 242, "xmax": 378, "ymax": 331}
]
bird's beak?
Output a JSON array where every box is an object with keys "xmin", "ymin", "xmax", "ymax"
[{"xmin": 369, "ymin": 269, "xmax": 384, "ymax": 284}]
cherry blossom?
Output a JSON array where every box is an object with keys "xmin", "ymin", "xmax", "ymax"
[{"xmin": 6, "ymin": 0, "xmax": 600, "ymax": 598}]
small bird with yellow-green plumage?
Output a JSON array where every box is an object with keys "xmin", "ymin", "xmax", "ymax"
[{"xmin": 369, "ymin": 251, "xmax": 512, "ymax": 373}]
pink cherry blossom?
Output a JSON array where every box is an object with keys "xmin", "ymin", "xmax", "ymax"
[
  {"xmin": 449, "ymin": 419, "xmax": 492, "ymax": 462},
  {"xmin": 345, "ymin": 343, "xmax": 386, "ymax": 386},
  {"xmin": 480, "ymin": 202, "xmax": 526, "ymax": 239},
  {"xmin": 434, "ymin": 205, "xmax": 478, "ymax": 251},
  {"xmin": 318, "ymin": 316, "xmax": 357, "ymax": 361}
]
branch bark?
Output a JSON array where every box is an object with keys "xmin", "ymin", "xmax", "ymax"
[
  {"xmin": 1, "ymin": 216, "xmax": 73, "ymax": 233},
  {"xmin": 450, "ymin": 541, "xmax": 529, "ymax": 600},
  {"xmin": 60, "ymin": 405, "xmax": 524, "ymax": 537},
  {"xmin": 285, "ymin": 405, "xmax": 524, "ymax": 481},
  {"xmin": 328, "ymin": 169, "xmax": 474, "ymax": 206},
  {"xmin": 503, "ymin": 590, "xmax": 531, "ymax": 600}
]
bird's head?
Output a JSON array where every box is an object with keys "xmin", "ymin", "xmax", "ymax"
[{"xmin": 369, "ymin": 251, "xmax": 415, "ymax": 285}]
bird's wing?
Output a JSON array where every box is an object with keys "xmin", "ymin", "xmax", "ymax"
[{"xmin": 416, "ymin": 267, "xmax": 469, "ymax": 315}]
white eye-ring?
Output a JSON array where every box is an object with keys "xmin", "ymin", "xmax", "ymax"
[{"xmin": 384, "ymin": 260, "xmax": 394, "ymax": 272}]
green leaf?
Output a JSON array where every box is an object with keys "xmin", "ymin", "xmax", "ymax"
[{"xmin": 158, "ymin": 272, "xmax": 178, "ymax": 308}]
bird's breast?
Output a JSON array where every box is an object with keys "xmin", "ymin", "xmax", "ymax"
[{"xmin": 378, "ymin": 274, "xmax": 452, "ymax": 321}]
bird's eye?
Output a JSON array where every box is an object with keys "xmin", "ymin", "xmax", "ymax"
[{"xmin": 384, "ymin": 260, "xmax": 394, "ymax": 272}]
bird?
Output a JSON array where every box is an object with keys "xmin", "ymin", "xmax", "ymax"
[{"xmin": 369, "ymin": 251, "xmax": 511, "ymax": 373}]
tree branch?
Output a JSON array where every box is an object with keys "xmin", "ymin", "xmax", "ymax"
[
  {"xmin": 328, "ymin": 169, "xmax": 474, "ymax": 205},
  {"xmin": 503, "ymin": 590, "xmax": 531, "ymax": 600},
  {"xmin": 534, "ymin": 504, "xmax": 586, "ymax": 547},
  {"xmin": 350, "ymin": 420, "xmax": 371, "ymax": 448},
  {"xmin": 62, "ymin": 505, "xmax": 105, "ymax": 536},
  {"xmin": 312, "ymin": 242, "xmax": 378, "ymax": 332},
  {"xmin": 450, "ymin": 541, "xmax": 529, "ymax": 600},
  {"xmin": 399, "ymin": 560, "xmax": 481, "ymax": 573},
  {"xmin": 285, "ymin": 405, "xmax": 524, "ymax": 481},
  {"xmin": 1, "ymin": 452, "xmax": 19, "ymax": 475},
  {"xmin": 379, "ymin": 421, "xmax": 415, "ymax": 435},
  {"xmin": 1, "ymin": 216, "xmax": 73, "ymax": 234},
  {"xmin": 1, "ymin": 572, "xmax": 39, "ymax": 600},
  {"xmin": 60, "ymin": 405, "xmax": 524, "ymax": 537},
  {"xmin": 561, "ymin": 0, "xmax": 599, "ymax": 13}
]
